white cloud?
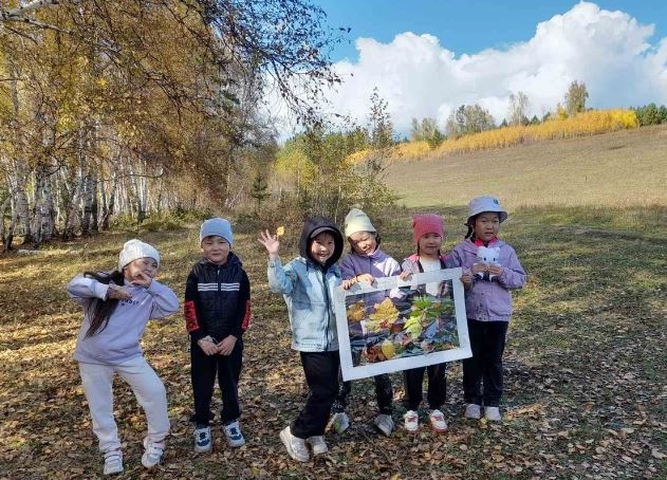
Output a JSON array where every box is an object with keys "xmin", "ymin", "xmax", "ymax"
[{"xmin": 311, "ymin": 1, "xmax": 667, "ymax": 138}]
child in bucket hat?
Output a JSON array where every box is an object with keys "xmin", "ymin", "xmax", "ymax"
[{"xmin": 450, "ymin": 196, "xmax": 526, "ymax": 422}]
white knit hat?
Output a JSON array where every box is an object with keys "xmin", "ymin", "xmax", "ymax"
[
  {"xmin": 344, "ymin": 208, "xmax": 376, "ymax": 238},
  {"xmin": 467, "ymin": 196, "xmax": 508, "ymax": 224},
  {"xmin": 200, "ymin": 218, "xmax": 234, "ymax": 246},
  {"xmin": 118, "ymin": 239, "xmax": 160, "ymax": 271}
]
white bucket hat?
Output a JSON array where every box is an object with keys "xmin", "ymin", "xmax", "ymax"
[{"xmin": 467, "ymin": 196, "xmax": 508, "ymax": 224}]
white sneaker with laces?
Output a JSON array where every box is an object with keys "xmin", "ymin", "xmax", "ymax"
[
  {"xmin": 103, "ymin": 449, "xmax": 123, "ymax": 475},
  {"xmin": 428, "ymin": 409, "xmax": 448, "ymax": 433},
  {"xmin": 331, "ymin": 412, "xmax": 350, "ymax": 433},
  {"xmin": 222, "ymin": 420, "xmax": 246, "ymax": 447},
  {"xmin": 280, "ymin": 426, "xmax": 310, "ymax": 462},
  {"xmin": 141, "ymin": 437, "xmax": 165, "ymax": 469},
  {"xmin": 194, "ymin": 425, "xmax": 212, "ymax": 452},
  {"xmin": 464, "ymin": 403, "xmax": 482, "ymax": 419},
  {"xmin": 306, "ymin": 435, "xmax": 328, "ymax": 455},
  {"xmin": 403, "ymin": 410, "xmax": 419, "ymax": 433},
  {"xmin": 484, "ymin": 406, "xmax": 502, "ymax": 421},
  {"xmin": 374, "ymin": 413, "xmax": 394, "ymax": 436}
]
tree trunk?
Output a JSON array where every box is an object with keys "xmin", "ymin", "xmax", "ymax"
[
  {"xmin": 30, "ymin": 161, "xmax": 56, "ymax": 247},
  {"xmin": 6, "ymin": 57, "xmax": 32, "ymax": 245},
  {"xmin": 101, "ymin": 171, "xmax": 117, "ymax": 231},
  {"xmin": 0, "ymin": 196, "xmax": 9, "ymax": 251}
]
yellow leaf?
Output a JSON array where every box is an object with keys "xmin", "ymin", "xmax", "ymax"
[{"xmin": 276, "ymin": 226, "xmax": 285, "ymax": 237}]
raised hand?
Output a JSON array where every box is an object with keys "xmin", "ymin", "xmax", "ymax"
[
  {"xmin": 130, "ymin": 270, "xmax": 153, "ymax": 289},
  {"xmin": 107, "ymin": 284, "xmax": 132, "ymax": 300},
  {"xmin": 258, "ymin": 229, "xmax": 280, "ymax": 257}
]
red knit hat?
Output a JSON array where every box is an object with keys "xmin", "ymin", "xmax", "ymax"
[{"xmin": 412, "ymin": 214, "xmax": 445, "ymax": 243}]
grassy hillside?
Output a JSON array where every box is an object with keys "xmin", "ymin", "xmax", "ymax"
[
  {"xmin": 1, "ymin": 127, "xmax": 666, "ymax": 479},
  {"xmin": 385, "ymin": 125, "xmax": 667, "ymax": 211}
]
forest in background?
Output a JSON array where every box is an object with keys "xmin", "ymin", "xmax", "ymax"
[{"xmin": 2, "ymin": 0, "xmax": 667, "ymax": 255}]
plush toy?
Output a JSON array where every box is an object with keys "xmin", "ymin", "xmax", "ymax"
[{"xmin": 476, "ymin": 246, "xmax": 501, "ymax": 281}]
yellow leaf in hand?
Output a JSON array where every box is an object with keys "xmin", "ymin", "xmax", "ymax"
[{"xmin": 276, "ymin": 226, "xmax": 285, "ymax": 237}]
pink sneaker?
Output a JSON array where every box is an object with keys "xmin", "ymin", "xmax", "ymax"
[
  {"xmin": 428, "ymin": 409, "xmax": 448, "ymax": 433},
  {"xmin": 404, "ymin": 410, "xmax": 419, "ymax": 433}
]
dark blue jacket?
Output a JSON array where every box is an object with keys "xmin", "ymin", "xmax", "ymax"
[{"xmin": 184, "ymin": 252, "xmax": 251, "ymax": 342}]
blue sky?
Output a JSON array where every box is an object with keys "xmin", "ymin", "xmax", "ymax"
[{"xmin": 272, "ymin": 1, "xmax": 667, "ymax": 138}]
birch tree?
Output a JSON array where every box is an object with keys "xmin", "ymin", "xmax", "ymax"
[{"xmin": 0, "ymin": 0, "xmax": 345, "ymax": 248}]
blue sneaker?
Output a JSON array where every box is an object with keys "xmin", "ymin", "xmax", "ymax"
[
  {"xmin": 222, "ymin": 420, "xmax": 245, "ymax": 447},
  {"xmin": 194, "ymin": 425, "xmax": 212, "ymax": 453}
]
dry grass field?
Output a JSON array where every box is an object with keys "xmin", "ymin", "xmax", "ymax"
[
  {"xmin": 385, "ymin": 125, "xmax": 667, "ymax": 211},
  {"xmin": 1, "ymin": 125, "xmax": 666, "ymax": 479}
]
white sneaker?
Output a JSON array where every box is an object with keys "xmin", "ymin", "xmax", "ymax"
[
  {"xmin": 141, "ymin": 437, "xmax": 165, "ymax": 469},
  {"xmin": 428, "ymin": 409, "xmax": 448, "ymax": 433},
  {"xmin": 103, "ymin": 449, "xmax": 123, "ymax": 475},
  {"xmin": 280, "ymin": 426, "xmax": 310, "ymax": 462},
  {"xmin": 331, "ymin": 412, "xmax": 350, "ymax": 433},
  {"xmin": 404, "ymin": 410, "xmax": 419, "ymax": 433},
  {"xmin": 485, "ymin": 406, "xmax": 502, "ymax": 421},
  {"xmin": 306, "ymin": 435, "xmax": 329, "ymax": 455},
  {"xmin": 193, "ymin": 425, "xmax": 212, "ymax": 452},
  {"xmin": 464, "ymin": 403, "xmax": 482, "ymax": 419},
  {"xmin": 374, "ymin": 413, "xmax": 394, "ymax": 436},
  {"xmin": 222, "ymin": 420, "xmax": 245, "ymax": 447}
]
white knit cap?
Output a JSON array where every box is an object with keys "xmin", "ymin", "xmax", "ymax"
[
  {"xmin": 467, "ymin": 196, "xmax": 508, "ymax": 224},
  {"xmin": 199, "ymin": 217, "xmax": 233, "ymax": 246},
  {"xmin": 118, "ymin": 239, "xmax": 160, "ymax": 270},
  {"xmin": 344, "ymin": 208, "xmax": 376, "ymax": 238}
]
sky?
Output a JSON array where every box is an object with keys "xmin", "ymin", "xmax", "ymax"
[{"xmin": 275, "ymin": 0, "xmax": 667, "ymax": 139}]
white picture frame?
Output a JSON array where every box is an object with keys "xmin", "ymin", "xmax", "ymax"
[{"xmin": 333, "ymin": 268, "xmax": 471, "ymax": 381}]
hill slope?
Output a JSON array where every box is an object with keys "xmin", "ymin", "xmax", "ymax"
[{"xmin": 385, "ymin": 125, "xmax": 667, "ymax": 210}]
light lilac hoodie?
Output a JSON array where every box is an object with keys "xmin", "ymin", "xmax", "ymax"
[
  {"xmin": 340, "ymin": 247, "xmax": 401, "ymax": 308},
  {"xmin": 340, "ymin": 248, "xmax": 401, "ymax": 280},
  {"xmin": 449, "ymin": 238, "xmax": 526, "ymax": 322},
  {"xmin": 68, "ymin": 275, "xmax": 179, "ymax": 365}
]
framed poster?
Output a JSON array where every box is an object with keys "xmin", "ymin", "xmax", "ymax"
[{"xmin": 333, "ymin": 268, "xmax": 471, "ymax": 381}]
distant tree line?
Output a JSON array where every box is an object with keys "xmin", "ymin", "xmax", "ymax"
[
  {"xmin": 408, "ymin": 81, "xmax": 666, "ymax": 148},
  {"xmin": 631, "ymin": 103, "xmax": 667, "ymax": 126}
]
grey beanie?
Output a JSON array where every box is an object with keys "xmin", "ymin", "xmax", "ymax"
[
  {"xmin": 200, "ymin": 218, "xmax": 234, "ymax": 246},
  {"xmin": 118, "ymin": 239, "xmax": 160, "ymax": 271}
]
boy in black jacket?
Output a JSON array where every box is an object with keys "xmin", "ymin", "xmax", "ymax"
[{"xmin": 184, "ymin": 218, "xmax": 251, "ymax": 452}]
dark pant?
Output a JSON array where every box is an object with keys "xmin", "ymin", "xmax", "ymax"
[
  {"xmin": 462, "ymin": 319, "xmax": 508, "ymax": 407},
  {"xmin": 191, "ymin": 338, "xmax": 244, "ymax": 425},
  {"xmin": 333, "ymin": 374, "xmax": 393, "ymax": 415},
  {"xmin": 291, "ymin": 351, "xmax": 340, "ymax": 439},
  {"xmin": 403, "ymin": 363, "xmax": 447, "ymax": 411},
  {"xmin": 332, "ymin": 349, "xmax": 393, "ymax": 415}
]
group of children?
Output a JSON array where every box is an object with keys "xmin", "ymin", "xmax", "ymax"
[{"xmin": 67, "ymin": 195, "xmax": 525, "ymax": 474}]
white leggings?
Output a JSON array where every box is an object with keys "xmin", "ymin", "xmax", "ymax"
[{"xmin": 78, "ymin": 356, "xmax": 170, "ymax": 453}]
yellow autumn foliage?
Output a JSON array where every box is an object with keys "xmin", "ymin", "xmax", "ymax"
[{"xmin": 351, "ymin": 109, "xmax": 639, "ymax": 163}]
